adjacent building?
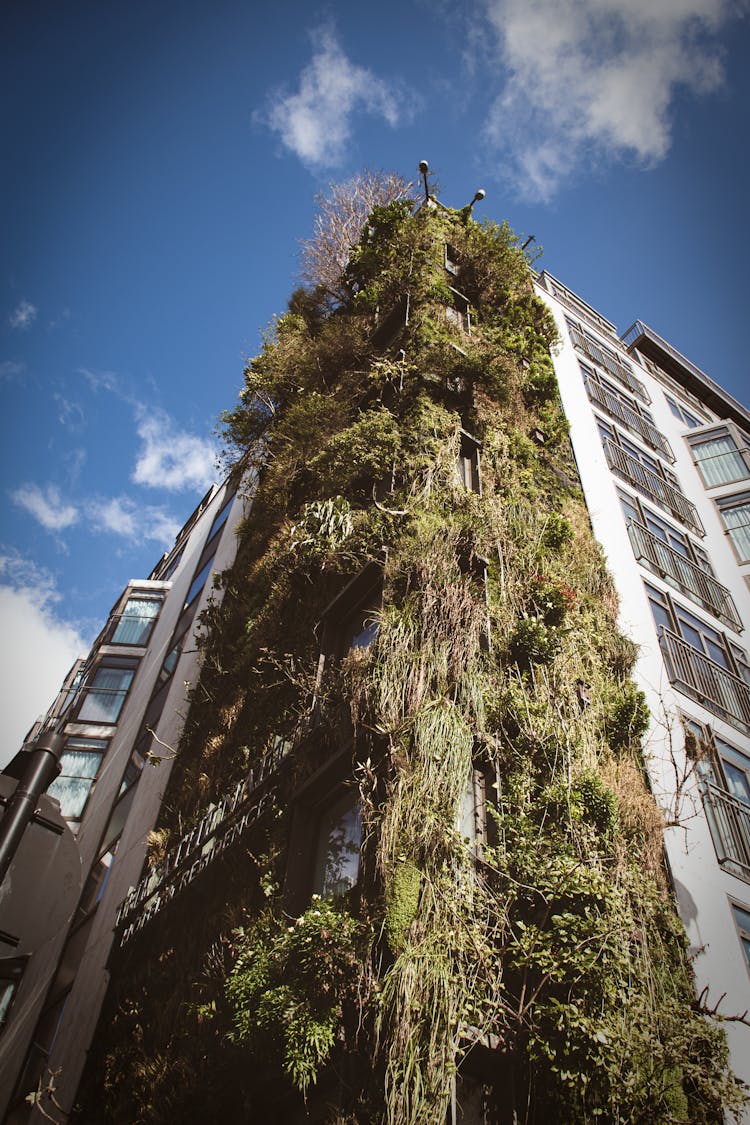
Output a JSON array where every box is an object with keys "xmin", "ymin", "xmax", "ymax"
[{"xmin": 0, "ymin": 472, "xmax": 250, "ymax": 1122}]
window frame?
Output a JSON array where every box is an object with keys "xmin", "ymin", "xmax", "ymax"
[
  {"xmin": 730, "ymin": 900, "xmax": 750, "ymax": 977},
  {"xmin": 109, "ymin": 592, "xmax": 164, "ymax": 647},
  {"xmin": 74, "ymin": 658, "xmax": 138, "ymax": 726},
  {"xmin": 47, "ymin": 737, "xmax": 108, "ymax": 821},
  {"xmin": 716, "ymin": 492, "xmax": 750, "ymax": 564},
  {"xmin": 687, "ymin": 425, "xmax": 750, "ymax": 489}
]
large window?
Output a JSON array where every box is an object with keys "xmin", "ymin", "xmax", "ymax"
[
  {"xmin": 689, "ymin": 428, "xmax": 750, "ymax": 488},
  {"xmin": 312, "ymin": 789, "xmax": 361, "ymax": 898},
  {"xmin": 184, "ymin": 553, "xmax": 217, "ymax": 610},
  {"xmin": 111, "ymin": 594, "xmax": 162, "ymax": 645},
  {"xmin": 48, "ymin": 737, "xmax": 107, "ymax": 820},
  {"xmin": 717, "ymin": 493, "xmax": 750, "ymax": 563},
  {"xmin": 77, "ymin": 663, "xmax": 136, "ymax": 724},
  {"xmin": 647, "ymin": 585, "xmax": 747, "ymax": 677}
]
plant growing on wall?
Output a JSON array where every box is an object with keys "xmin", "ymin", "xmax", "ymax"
[{"xmin": 78, "ymin": 178, "xmax": 746, "ymax": 1125}]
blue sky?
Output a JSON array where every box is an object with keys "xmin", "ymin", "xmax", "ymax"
[{"xmin": 1, "ymin": 0, "xmax": 749, "ymax": 764}]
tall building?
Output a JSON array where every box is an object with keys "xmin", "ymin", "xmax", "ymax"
[
  {"xmin": 2, "ymin": 183, "xmax": 748, "ymax": 1123},
  {"xmin": 0, "ymin": 473, "xmax": 250, "ymax": 1122}
]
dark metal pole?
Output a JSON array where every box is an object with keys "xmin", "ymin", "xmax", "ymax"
[{"xmin": 0, "ymin": 731, "xmax": 64, "ymax": 884}]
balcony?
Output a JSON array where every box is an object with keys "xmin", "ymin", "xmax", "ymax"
[
  {"xmin": 567, "ymin": 320, "xmax": 650, "ymax": 403},
  {"xmin": 701, "ymin": 781, "xmax": 750, "ymax": 882},
  {"xmin": 586, "ymin": 379, "xmax": 674, "ymax": 461},
  {"xmin": 659, "ymin": 627, "xmax": 750, "ymax": 733},
  {"xmin": 627, "ymin": 521, "xmax": 741, "ymax": 631},
  {"xmin": 603, "ymin": 442, "xmax": 704, "ymax": 535}
]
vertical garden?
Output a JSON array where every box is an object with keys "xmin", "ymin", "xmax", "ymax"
[{"xmin": 80, "ymin": 181, "xmax": 744, "ymax": 1124}]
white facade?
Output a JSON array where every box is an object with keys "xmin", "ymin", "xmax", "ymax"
[
  {"xmin": 537, "ymin": 271, "xmax": 750, "ymax": 1101},
  {"xmin": 0, "ymin": 473, "xmax": 250, "ymax": 1122}
]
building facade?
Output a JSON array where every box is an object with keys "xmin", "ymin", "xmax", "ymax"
[
  {"xmin": 1, "ymin": 193, "xmax": 748, "ymax": 1123},
  {"xmin": 537, "ymin": 271, "xmax": 750, "ymax": 1100},
  {"xmin": 0, "ymin": 472, "xmax": 250, "ymax": 1122}
]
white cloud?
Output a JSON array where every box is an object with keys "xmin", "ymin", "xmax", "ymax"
[
  {"xmin": 11, "ymin": 483, "xmax": 79, "ymax": 532},
  {"xmin": 132, "ymin": 408, "xmax": 217, "ymax": 493},
  {"xmin": 261, "ymin": 26, "xmax": 412, "ymax": 168},
  {"xmin": 9, "ymin": 299, "xmax": 37, "ymax": 330},
  {"xmin": 481, "ymin": 0, "xmax": 740, "ymax": 199},
  {"xmin": 0, "ymin": 360, "xmax": 26, "ymax": 382},
  {"xmin": 88, "ymin": 495, "xmax": 181, "ymax": 545},
  {"xmin": 0, "ymin": 554, "xmax": 87, "ymax": 768}
]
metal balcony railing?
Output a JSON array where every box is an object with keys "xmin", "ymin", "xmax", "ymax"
[
  {"xmin": 568, "ymin": 320, "xmax": 650, "ymax": 403},
  {"xmin": 603, "ymin": 442, "xmax": 704, "ymax": 535},
  {"xmin": 659, "ymin": 627, "xmax": 750, "ymax": 733},
  {"xmin": 701, "ymin": 781, "xmax": 750, "ymax": 881},
  {"xmin": 586, "ymin": 379, "xmax": 674, "ymax": 461},
  {"xmin": 627, "ymin": 521, "xmax": 741, "ymax": 631}
]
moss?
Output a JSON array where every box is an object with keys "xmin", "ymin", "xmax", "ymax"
[{"xmin": 385, "ymin": 860, "xmax": 423, "ymax": 954}]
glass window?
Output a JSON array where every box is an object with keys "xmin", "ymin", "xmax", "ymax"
[
  {"xmin": 162, "ymin": 546, "xmax": 184, "ymax": 581},
  {"xmin": 731, "ymin": 904, "xmax": 750, "ymax": 972},
  {"xmin": 207, "ymin": 493, "xmax": 234, "ymax": 541},
  {"xmin": 665, "ymin": 394, "xmax": 701, "ymax": 428},
  {"xmin": 717, "ymin": 494, "xmax": 750, "ymax": 562},
  {"xmin": 646, "ymin": 584, "xmax": 744, "ymax": 673},
  {"xmin": 184, "ymin": 554, "xmax": 216, "ymax": 609},
  {"xmin": 457, "ymin": 432, "xmax": 481, "ymax": 493},
  {"xmin": 48, "ymin": 738, "xmax": 106, "ymax": 819},
  {"xmin": 0, "ymin": 960, "xmax": 24, "ymax": 1029},
  {"xmin": 111, "ymin": 595, "xmax": 162, "ymax": 645},
  {"xmin": 313, "ymin": 790, "xmax": 361, "ymax": 898},
  {"xmin": 78, "ymin": 665, "xmax": 135, "ymax": 724},
  {"xmin": 691, "ymin": 431, "xmax": 750, "ymax": 487}
]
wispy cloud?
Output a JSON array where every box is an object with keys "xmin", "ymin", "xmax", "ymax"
[
  {"xmin": 481, "ymin": 0, "xmax": 740, "ymax": 200},
  {"xmin": 11, "ymin": 483, "xmax": 79, "ymax": 532},
  {"xmin": 9, "ymin": 298, "xmax": 38, "ymax": 330},
  {"xmin": 132, "ymin": 408, "xmax": 217, "ymax": 493},
  {"xmin": 0, "ymin": 552, "xmax": 87, "ymax": 767},
  {"xmin": 79, "ymin": 367, "xmax": 216, "ymax": 493},
  {"xmin": 53, "ymin": 393, "xmax": 86, "ymax": 431},
  {"xmin": 260, "ymin": 25, "xmax": 414, "ymax": 168},
  {"xmin": 0, "ymin": 360, "xmax": 26, "ymax": 382},
  {"xmin": 88, "ymin": 496, "xmax": 181, "ymax": 545}
]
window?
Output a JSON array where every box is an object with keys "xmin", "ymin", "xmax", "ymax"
[
  {"xmin": 47, "ymin": 738, "xmax": 107, "ymax": 820},
  {"xmin": 445, "ymin": 243, "xmax": 460, "ymax": 276},
  {"xmin": 78, "ymin": 840, "xmax": 119, "ymax": 916},
  {"xmin": 0, "ymin": 959, "xmax": 24, "ymax": 1030},
  {"xmin": 689, "ymin": 428, "xmax": 750, "ymax": 488},
  {"xmin": 598, "ymin": 419, "xmax": 703, "ymax": 534},
  {"xmin": 665, "ymin": 393, "xmax": 702, "ymax": 429},
  {"xmin": 206, "ymin": 492, "xmax": 235, "ymax": 542},
  {"xmin": 566, "ymin": 316, "xmax": 649, "ymax": 402},
  {"xmin": 312, "ymin": 789, "xmax": 361, "ymax": 898},
  {"xmin": 321, "ymin": 562, "xmax": 383, "ymax": 658},
  {"xmin": 732, "ymin": 903, "xmax": 750, "ymax": 973},
  {"xmin": 717, "ymin": 493, "xmax": 750, "ymax": 562},
  {"xmin": 457, "ymin": 430, "xmax": 481, "ymax": 493},
  {"xmin": 445, "ymin": 288, "xmax": 470, "ymax": 334},
  {"xmin": 619, "ymin": 490, "xmax": 739, "ymax": 628},
  {"xmin": 161, "ymin": 545, "xmax": 184, "ymax": 581},
  {"xmin": 111, "ymin": 594, "xmax": 162, "ymax": 645},
  {"xmin": 646, "ymin": 584, "xmax": 747, "ymax": 676},
  {"xmin": 582, "ymin": 362, "xmax": 673, "ymax": 459},
  {"xmin": 77, "ymin": 662, "xmax": 136, "ymax": 724},
  {"xmin": 184, "ymin": 553, "xmax": 217, "ymax": 610}
]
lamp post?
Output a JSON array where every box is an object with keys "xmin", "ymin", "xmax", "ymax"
[{"xmin": 0, "ymin": 730, "xmax": 64, "ymax": 885}]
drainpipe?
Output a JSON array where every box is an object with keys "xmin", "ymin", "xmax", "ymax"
[{"xmin": 0, "ymin": 730, "xmax": 65, "ymax": 884}]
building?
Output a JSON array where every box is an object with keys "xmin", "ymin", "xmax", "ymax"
[
  {"xmin": 0, "ymin": 472, "xmax": 250, "ymax": 1122},
  {"xmin": 2, "ymin": 183, "xmax": 748, "ymax": 1123}
]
